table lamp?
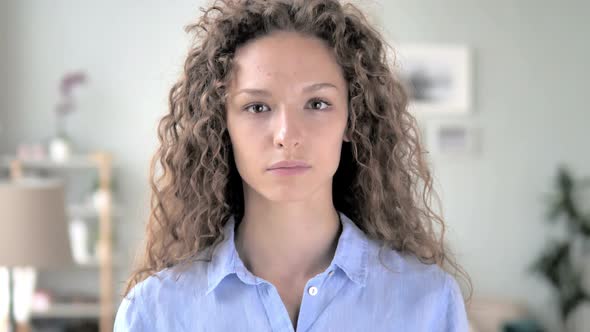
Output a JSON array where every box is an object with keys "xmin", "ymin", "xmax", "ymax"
[{"xmin": 0, "ymin": 179, "xmax": 73, "ymax": 332}]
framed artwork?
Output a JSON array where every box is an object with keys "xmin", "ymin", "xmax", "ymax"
[
  {"xmin": 394, "ymin": 44, "xmax": 472, "ymax": 115},
  {"xmin": 425, "ymin": 120, "xmax": 480, "ymax": 157}
]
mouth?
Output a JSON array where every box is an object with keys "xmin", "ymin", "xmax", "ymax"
[
  {"xmin": 267, "ymin": 160, "xmax": 311, "ymax": 170},
  {"xmin": 266, "ymin": 160, "xmax": 311, "ymax": 176},
  {"xmin": 267, "ymin": 166, "xmax": 311, "ymax": 176}
]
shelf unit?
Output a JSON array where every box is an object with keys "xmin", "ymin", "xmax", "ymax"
[
  {"xmin": 31, "ymin": 303, "xmax": 102, "ymax": 320},
  {"xmin": 3, "ymin": 152, "xmax": 116, "ymax": 332}
]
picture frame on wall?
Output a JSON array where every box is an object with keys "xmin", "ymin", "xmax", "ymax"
[
  {"xmin": 394, "ymin": 44, "xmax": 472, "ymax": 115},
  {"xmin": 425, "ymin": 120, "xmax": 480, "ymax": 157}
]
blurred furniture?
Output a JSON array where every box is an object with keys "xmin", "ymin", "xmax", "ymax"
[
  {"xmin": 0, "ymin": 153, "xmax": 116, "ymax": 332},
  {"xmin": 503, "ymin": 319, "xmax": 545, "ymax": 332},
  {"xmin": 467, "ymin": 298, "xmax": 532, "ymax": 332},
  {"xmin": 0, "ymin": 179, "xmax": 73, "ymax": 332}
]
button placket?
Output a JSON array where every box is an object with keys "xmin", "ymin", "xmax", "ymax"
[
  {"xmin": 297, "ymin": 268, "xmax": 349, "ymax": 332},
  {"xmin": 258, "ymin": 282, "xmax": 295, "ymax": 332}
]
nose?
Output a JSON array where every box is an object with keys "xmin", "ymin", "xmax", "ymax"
[{"xmin": 273, "ymin": 106, "xmax": 302, "ymax": 150}]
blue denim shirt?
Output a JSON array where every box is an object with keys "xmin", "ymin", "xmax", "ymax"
[{"xmin": 114, "ymin": 211, "xmax": 468, "ymax": 331}]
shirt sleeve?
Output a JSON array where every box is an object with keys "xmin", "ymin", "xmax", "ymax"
[
  {"xmin": 443, "ymin": 274, "xmax": 469, "ymax": 332},
  {"xmin": 114, "ymin": 293, "xmax": 151, "ymax": 332}
]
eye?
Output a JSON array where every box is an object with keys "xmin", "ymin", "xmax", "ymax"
[
  {"xmin": 244, "ymin": 103, "xmax": 270, "ymax": 114},
  {"xmin": 306, "ymin": 98, "xmax": 331, "ymax": 111}
]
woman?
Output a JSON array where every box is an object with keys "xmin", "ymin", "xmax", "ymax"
[{"xmin": 115, "ymin": 0, "xmax": 471, "ymax": 331}]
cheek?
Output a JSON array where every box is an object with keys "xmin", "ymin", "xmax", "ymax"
[
  {"xmin": 312, "ymin": 123, "xmax": 346, "ymax": 175},
  {"xmin": 227, "ymin": 122, "xmax": 264, "ymax": 177}
]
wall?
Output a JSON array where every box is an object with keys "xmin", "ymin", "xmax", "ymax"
[{"xmin": 1, "ymin": 1, "xmax": 588, "ymax": 330}]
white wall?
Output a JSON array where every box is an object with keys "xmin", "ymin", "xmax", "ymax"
[
  {"xmin": 378, "ymin": 1, "xmax": 589, "ymax": 330},
  {"xmin": 0, "ymin": 0, "xmax": 203, "ymax": 305},
  {"xmin": 1, "ymin": 1, "xmax": 588, "ymax": 330}
]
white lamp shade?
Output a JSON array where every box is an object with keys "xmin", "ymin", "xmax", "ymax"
[{"xmin": 0, "ymin": 179, "xmax": 73, "ymax": 268}]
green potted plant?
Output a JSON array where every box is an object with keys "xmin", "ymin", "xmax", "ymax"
[{"xmin": 530, "ymin": 166, "xmax": 590, "ymax": 331}]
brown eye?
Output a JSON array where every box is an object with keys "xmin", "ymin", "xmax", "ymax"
[
  {"xmin": 306, "ymin": 98, "xmax": 331, "ymax": 110},
  {"xmin": 244, "ymin": 103, "xmax": 270, "ymax": 114}
]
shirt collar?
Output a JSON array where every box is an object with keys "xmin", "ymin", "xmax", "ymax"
[{"xmin": 206, "ymin": 210, "xmax": 369, "ymax": 294}]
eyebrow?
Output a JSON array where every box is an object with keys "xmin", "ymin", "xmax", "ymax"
[{"xmin": 234, "ymin": 82, "xmax": 339, "ymax": 97}]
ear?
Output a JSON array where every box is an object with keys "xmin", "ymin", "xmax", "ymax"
[
  {"xmin": 343, "ymin": 113, "xmax": 351, "ymax": 142},
  {"xmin": 343, "ymin": 132, "xmax": 351, "ymax": 142}
]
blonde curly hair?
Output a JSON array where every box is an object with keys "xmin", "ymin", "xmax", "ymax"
[{"xmin": 123, "ymin": 0, "xmax": 472, "ymax": 302}]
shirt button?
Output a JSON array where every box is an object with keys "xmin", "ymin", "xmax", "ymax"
[
  {"xmin": 308, "ymin": 286, "xmax": 318, "ymax": 296},
  {"xmin": 328, "ymin": 270, "xmax": 334, "ymax": 277}
]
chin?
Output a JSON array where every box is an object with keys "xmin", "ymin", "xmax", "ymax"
[{"xmin": 262, "ymin": 186, "xmax": 312, "ymax": 203}]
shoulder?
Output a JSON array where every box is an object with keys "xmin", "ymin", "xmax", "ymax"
[
  {"xmin": 365, "ymin": 241, "xmax": 468, "ymax": 330},
  {"xmin": 367, "ymin": 240, "xmax": 449, "ymax": 286},
  {"xmin": 114, "ymin": 259, "xmax": 209, "ymax": 331}
]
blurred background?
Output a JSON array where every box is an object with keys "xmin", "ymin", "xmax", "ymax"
[{"xmin": 0, "ymin": 1, "xmax": 588, "ymax": 331}]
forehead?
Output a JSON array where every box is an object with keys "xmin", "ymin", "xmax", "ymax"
[{"xmin": 229, "ymin": 31, "xmax": 346, "ymax": 89}]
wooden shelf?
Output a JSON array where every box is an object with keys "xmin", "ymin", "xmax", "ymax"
[
  {"xmin": 0, "ymin": 154, "xmax": 108, "ymax": 169},
  {"xmin": 7, "ymin": 152, "xmax": 116, "ymax": 332},
  {"xmin": 31, "ymin": 302, "xmax": 115, "ymax": 319},
  {"xmin": 68, "ymin": 203, "xmax": 122, "ymax": 219},
  {"xmin": 74, "ymin": 254, "xmax": 123, "ymax": 268}
]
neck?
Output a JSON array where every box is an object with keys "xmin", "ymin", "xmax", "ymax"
[{"xmin": 234, "ymin": 188, "xmax": 342, "ymax": 283}]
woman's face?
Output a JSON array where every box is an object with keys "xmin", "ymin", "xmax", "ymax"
[{"xmin": 226, "ymin": 30, "xmax": 349, "ymax": 202}]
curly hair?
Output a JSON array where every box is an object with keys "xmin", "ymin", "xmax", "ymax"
[{"xmin": 122, "ymin": 0, "xmax": 472, "ymax": 302}]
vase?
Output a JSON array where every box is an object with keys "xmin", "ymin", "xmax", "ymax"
[
  {"xmin": 92, "ymin": 189, "xmax": 110, "ymax": 211},
  {"xmin": 48, "ymin": 135, "xmax": 71, "ymax": 162},
  {"xmin": 12, "ymin": 267, "xmax": 37, "ymax": 324},
  {"xmin": 68, "ymin": 218, "xmax": 90, "ymax": 264}
]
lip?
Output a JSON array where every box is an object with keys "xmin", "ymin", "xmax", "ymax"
[
  {"xmin": 268, "ymin": 167, "xmax": 310, "ymax": 176},
  {"xmin": 267, "ymin": 160, "xmax": 311, "ymax": 170}
]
